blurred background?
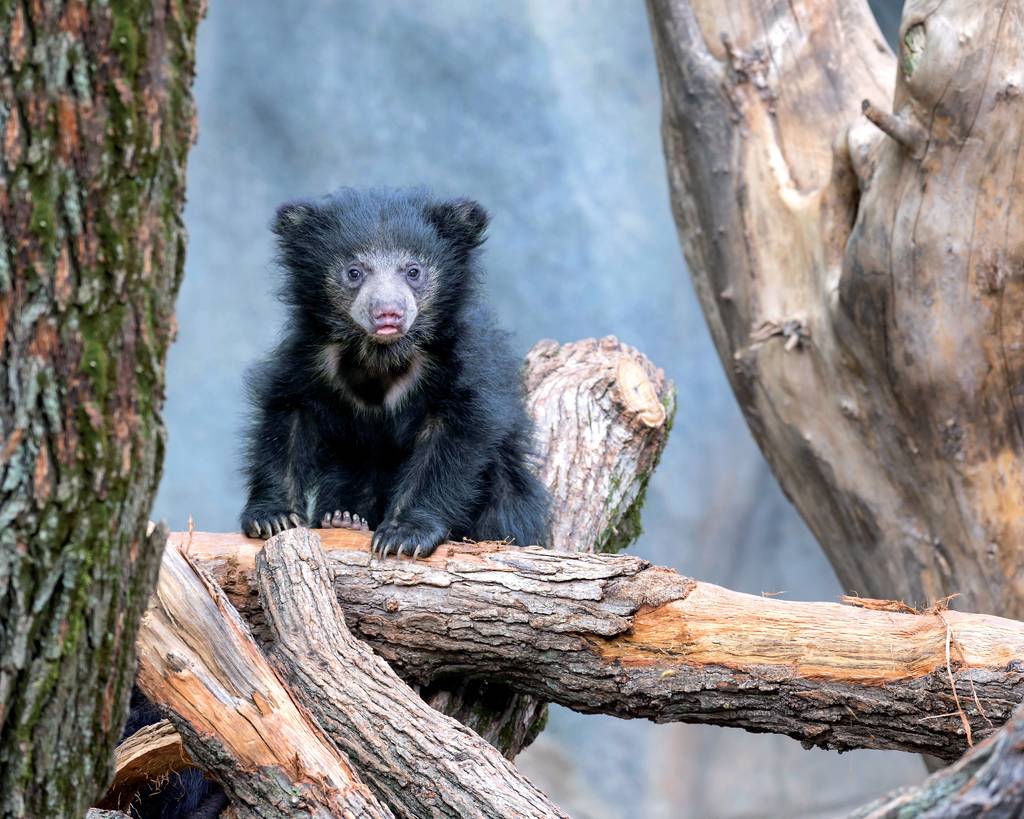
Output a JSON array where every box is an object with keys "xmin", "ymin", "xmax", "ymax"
[{"xmin": 153, "ymin": 1, "xmax": 918, "ymax": 816}]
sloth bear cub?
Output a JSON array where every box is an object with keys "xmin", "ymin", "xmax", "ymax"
[
  {"xmin": 124, "ymin": 190, "xmax": 549, "ymax": 819},
  {"xmin": 240, "ymin": 188, "xmax": 550, "ymax": 557}
]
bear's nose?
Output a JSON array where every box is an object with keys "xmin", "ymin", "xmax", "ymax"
[{"xmin": 371, "ymin": 303, "xmax": 405, "ymax": 322}]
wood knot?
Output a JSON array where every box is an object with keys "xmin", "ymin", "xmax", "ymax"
[{"xmin": 615, "ymin": 357, "xmax": 666, "ymax": 428}]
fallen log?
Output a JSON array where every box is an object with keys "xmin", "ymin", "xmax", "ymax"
[
  {"xmin": 189, "ymin": 528, "xmax": 1024, "ymax": 762},
  {"xmin": 129, "ymin": 541, "xmax": 391, "ymax": 818},
  {"xmin": 256, "ymin": 528, "xmax": 566, "ymax": 819}
]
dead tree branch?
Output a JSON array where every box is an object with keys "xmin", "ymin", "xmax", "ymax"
[
  {"xmin": 190, "ymin": 529, "xmax": 1024, "ymax": 762},
  {"xmin": 644, "ymin": 0, "xmax": 1024, "ymax": 621},
  {"xmin": 96, "ymin": 721, "xmax": 192, "ymax": 812},
  {"xmin": 423, "ymin": 336, "xmax": 674, "ymax": 755}
]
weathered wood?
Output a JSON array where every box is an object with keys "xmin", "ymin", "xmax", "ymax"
[
  {"xmin": 425, "ymin": 336, "xmax": 674, "ymax": 755},
  {"xmin": 0, "ymin": 2, "xmax": 201, "ymax": 814},
  {"xmin": 645, "ymin": 0, "xmax": 1024, "ymax": 620},
  {"xmin": 134, "ymin": 541, "xmax": 391, "ymax": 818},
  {"xmin": 848, "ymin": 704, "xmax": 1024, "ymax": 819},
  {"xmin": 256, "ymin": 529, "xmax": 566, "ymax": 819},
  {"xmin": 188, "ymin": 529, "xmax": 1024, "ymax": 761},
  {"xmin": 523, "ymin": 336, "xmax": 673, "ymax": 554}
]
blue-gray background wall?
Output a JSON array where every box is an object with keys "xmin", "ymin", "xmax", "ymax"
[{"xmin": 155, "ymin": 2, "xmax": 920, "ymax": 815}]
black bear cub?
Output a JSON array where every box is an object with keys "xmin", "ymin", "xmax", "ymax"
[{"xmin": 240, "ymin": 188, "xmax": 549, "ymax": 557}]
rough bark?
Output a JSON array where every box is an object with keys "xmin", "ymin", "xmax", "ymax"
[
  {"xmin": 423, "ymin": 336, "xmax": 674, "ymax": 756},
  {"xmin": 188, "ymin": 529, "xmax": 1024, "ymax": 761},
  {"xmin": 645, "ymin": 0, "xmax": 1024, "ymax": 619},
  {"xmin": 849, "ymin": 704, "xmax": 1024, "ymax": 819},
  {"xmin": 256, "ymin": 529, "xmax": 566, "ymax": 819},
  {"xmin": 0, "ymin": 2, "xmax": 201, "ymax": 815},
  {"xmin": 132, "ymin": 539, "xmax": 391, "ymax": 818}
]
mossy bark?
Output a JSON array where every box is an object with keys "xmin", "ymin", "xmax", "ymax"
[{"xmin": 0, "ymin": 2, "xmax": 201, "ymax": 815}]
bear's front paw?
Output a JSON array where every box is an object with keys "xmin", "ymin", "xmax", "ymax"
[
  {"xmin": 241, "ymin": 509, "xmax": 304, "ymax": 539},
  {"xmin": 371, "ymin": 516, "xmax": 447, "ymax": 559}
]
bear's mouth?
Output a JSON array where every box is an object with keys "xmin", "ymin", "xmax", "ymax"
[{"xmin": 372, "ymin": 320, "xmax": 405, "ymax": 341}]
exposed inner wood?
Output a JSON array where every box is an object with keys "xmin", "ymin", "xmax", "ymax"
[
  {"xmin": 183, "ymin": 529, "xmax": 1024, "ymax": 760},
  {"xmin": 96, "ymin": 721, "xmax": 192, "ymax": 812}
]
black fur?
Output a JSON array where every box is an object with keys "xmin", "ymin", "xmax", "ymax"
[{"xmin": 240, "ymin": 187, "xmax": 550, "ymax": 558}]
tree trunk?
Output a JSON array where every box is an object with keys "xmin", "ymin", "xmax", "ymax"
[
  {"xmin": 422, "ymin": 336, "xmax": 674, "ymax": 755},
  {"xmin": 0, "ymin": 2, "xmax": 201, "ymax": 816},
  {"xmin": 645, "ymin": 0, "xmax": 1024, "ymax": 618},
  {"xmin": 133, "ymin": 538, "xmax": 391, "ymax": 818},
  {"xmin": 256, "ymin": 529, "xmax": 566, "ymax": 819},
  {"xmin": 185, "ymin": 528, "xmax": 1024, "ymax": 761}
]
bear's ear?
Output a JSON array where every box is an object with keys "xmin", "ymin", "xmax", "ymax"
[
  {"xmin": 272, "ymin": 200, "xmax": 318, "ymax": 237},
  {"xmin": 427, "ymin": 198, "xmax": 489, "ymax": 255}
]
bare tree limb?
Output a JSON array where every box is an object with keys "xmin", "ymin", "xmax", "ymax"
[
  {"xmin": 523, "ymin": 336, "xmax": 673, "ymax": 554},
  {"xmin": 132, "ymin": 542, "xmax": 392, "ymax": 818},
  {"xmin": 190, "ymin": 529, "xmax": 1024, "ymax": 761},
  {"xmin": 256, "ymin": 528, "xmax": 566, "ymax": 819}
]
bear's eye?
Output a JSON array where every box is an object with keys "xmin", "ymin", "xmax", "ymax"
[
  {"xmin": 345, "ymin": 267, "xmax": 363, "ymax": 283},
  {"xmin": 406, "ymin": 266, "xmax": 421, "ymax": 282}
]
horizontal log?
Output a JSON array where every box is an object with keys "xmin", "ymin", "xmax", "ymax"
[{"xmin": 185, "ymin": 528, "xmax": 1024, "ymax": 761}]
